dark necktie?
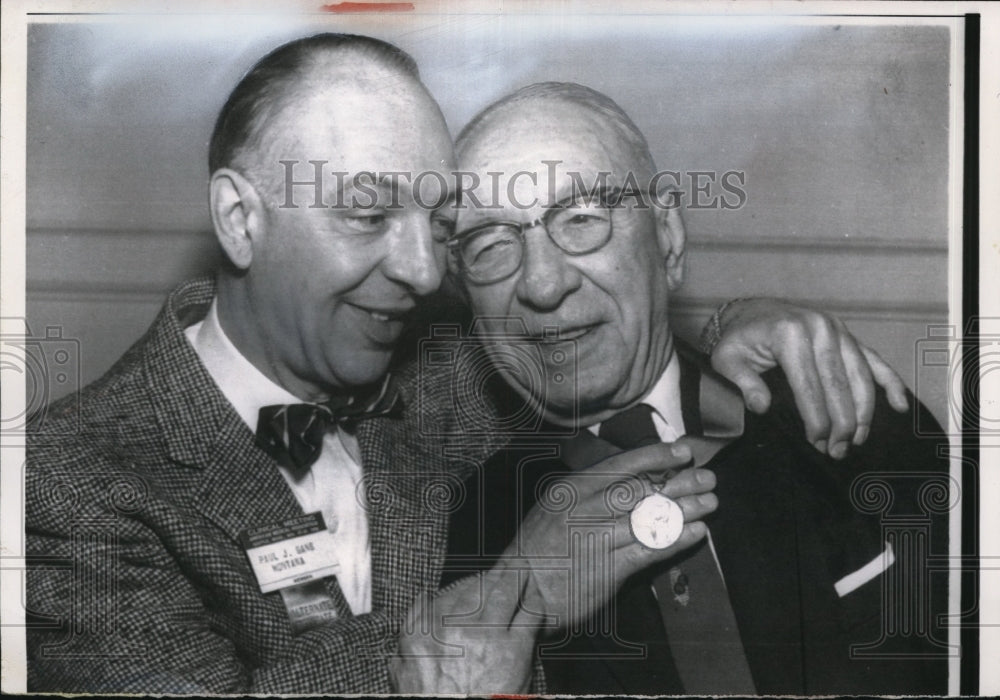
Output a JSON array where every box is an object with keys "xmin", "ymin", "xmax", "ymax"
[
  {"xmin": 599, "ymin": 403, "xmax": 662, "ymax": 449},
  {"xmin": 255, "ymin": 374, "xmax": 402, "ymax": 472},
  {"xmin": 598, "ymin": 403, "xmax": 756, "ymax": 694}
]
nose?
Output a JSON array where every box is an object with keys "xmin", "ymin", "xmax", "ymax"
[
  {"xmin": 382, "ymin": 212, "xmax": 444, "ymax": 296},
  {"xmin": 514, "ymin": 224, "xmax": 582, "ymax": 310}
]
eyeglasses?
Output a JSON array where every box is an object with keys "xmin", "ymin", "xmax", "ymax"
[{"xmin": 448, "ymin": 188, "xmax": 638, "ymax": 285}]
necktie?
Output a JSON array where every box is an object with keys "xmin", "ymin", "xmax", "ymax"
[
  {"xmin": 255, "ymin": 374, "xmax": 402, "ymax": 472},
  {"xmin": 599, "ymin": 403, "xmax": 756, "ymax": 694},
  {"xmin": 599, "ymin": 403, "xmax": 662, "ymax": 449}
]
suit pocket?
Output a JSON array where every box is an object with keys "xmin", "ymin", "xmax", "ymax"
[
  {"xmin": 835, "ymin": 543, "xmax": 895, "ymax": 597},
  {"xmin": 834, "ymin": 544, "xmax": 894, "ymax": 633}
]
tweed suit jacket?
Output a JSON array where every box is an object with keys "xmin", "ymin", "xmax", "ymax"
[
  {"xmin": 444, "ymin": 342, "xmax": 951, "ymax": 695},
  {"xmin": 26, "ymin": 277, "xmax": 487, "ymax": 693}
]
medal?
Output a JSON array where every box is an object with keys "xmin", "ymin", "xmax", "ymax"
[{"xmin": 629, "ymin": 491, "xmax": 684, "ymax": 549}]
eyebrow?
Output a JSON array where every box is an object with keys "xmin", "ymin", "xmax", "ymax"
[
  {"xmin": 551, "ymin": 184, "xmax": 620, "ymax": 206},
  {"xmin": 331, "ymin": 173, "xmax": 442, "ymax": 209},
  {"xmin": 452, "ymin": 182, "xmax": 620, "ymax": 225},
  {"xmin": 337, "ymin": 175, "xmax": 400, "ymax": 195}
]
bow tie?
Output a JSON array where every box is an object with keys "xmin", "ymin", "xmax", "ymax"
[{"xmin": 255, "ymin": 374, "xmax": 403, "ymax": 472}]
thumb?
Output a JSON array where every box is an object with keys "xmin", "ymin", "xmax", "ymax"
[{"xmin": 711, "ymin": 350, "xmax": 773, "ymax": 414}]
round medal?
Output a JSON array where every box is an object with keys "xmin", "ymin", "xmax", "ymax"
[{"xmin": 629, "ymin": 492, "xmax": 684, "ymax": 549}]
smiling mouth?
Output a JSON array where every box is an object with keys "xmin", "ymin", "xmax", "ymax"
[
  {"xmin": 350, "ymin": 303, "xmax": 413, "ymax": 323},
  {"xmin": 530, "ymin": 323, "xmax": 599, "ymax": 342}
]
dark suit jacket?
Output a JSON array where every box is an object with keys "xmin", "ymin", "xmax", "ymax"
[
  {"xmin": 443, "ymin": 342, "xmax": 951, "ymax": 695},
  {"xmin": 26, "ymin": 277, "xmax": 491, "ymax": 693}
]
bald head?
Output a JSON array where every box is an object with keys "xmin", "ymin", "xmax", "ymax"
[
  {"xmin": 456, "ymin": 81, "xmax": 657, "ymax": 181},
  {"xmin": 209, "ymin": 33, "xmax": 440, "ymax": 197}
]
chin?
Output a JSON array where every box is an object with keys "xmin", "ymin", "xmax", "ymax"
[
  {"xmin": 510, "ymin": 381, "xmax": 589, "ymax": 429},
  {"xmin": 575, "ymin": 367, "xmax": 623, "ymax": 404},
  {"xmin": 330, "ymin": 355, "xmax": 393, "ymax": 390}
]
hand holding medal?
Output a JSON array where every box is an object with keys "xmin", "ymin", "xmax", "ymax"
[
  {"xmin": 628, "ymin": 442, "xmax": 700, "ymax": 550},
  {"xmin": 506, "ymin": 441, "xmax": 717, "ymax": 630}
]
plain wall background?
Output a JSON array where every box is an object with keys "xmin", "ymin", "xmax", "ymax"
[{"xmin": 25, "ymin": 14, "xmax": 953, "ymax": 424}]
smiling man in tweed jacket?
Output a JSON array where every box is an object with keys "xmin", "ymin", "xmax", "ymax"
[
  {"xmin": 26, "ymin": 33, "xmax": 912, "ymax": 694},
  {"xmin": 28, "ymin": 277, "xmax": 477, "ymax": 692},
  {"xmin": 26, "ymin": 34, "xmax": 479, "ymax": 693}
]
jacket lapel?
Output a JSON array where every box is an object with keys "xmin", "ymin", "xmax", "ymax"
[
  {"xmin": 140, "ymin": 278, "xmax": 306, "ymax": 535},
  {"xmin": 677, "ymin": 347, "xmax": 807, "ymax": 692},
  {"xmin": 358, "ymin": 410, "xmax": 450, "ymax": 621},
  {"xmin": 141, "ymin": 277, "xmax": 353, "ymax": 619},
  {"xmin": 700, "ymin": 435, "xmax": 808, "ymax": 692}
]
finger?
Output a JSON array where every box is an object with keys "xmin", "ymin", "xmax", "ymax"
[
  {"xmin": 710, "ymin": 343, "xmax": 773, "ymax": 413},
  {"xmin": 861, "ymin": 344, "xmax": 910, "ymax": 413},
  {"xmin": 588, "ymin": 442, "xmax": 695, "ymax": 479},
  {"xmin": 593, "ymin": 466, "xmax": 715, "ymax": 520},
  {"xmin": 609, "ymin": 488, "xmax": 717, "ymax": 549},
  {"xmin": 838, "ymin": 332, "xmax": 876, "ymax": 446},
  {"xmin": 616, "ymin": 521, "xmax": 709, "ymax": 577},
  {"xmin": 810, "ymin": 318, "xmax": 857, "ymax": 459},
  {"xmin": 658, "ymin": 467, "xmax": 717, "ymax": 499},
  {"xmin": 771, "ymin": 328, "xmax": 831, "ymax": 449},
  {"xmin": 674, "ymin": 491, "xmax": 719, "ymax": 523}
]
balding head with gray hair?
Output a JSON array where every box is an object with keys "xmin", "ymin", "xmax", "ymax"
[
  {"xmin": 456, "ymin": 81, "xmax": 657, "ymax": 179},
  {"xmin": 209, "ymin": 33, "xmax": 432, "ymax": 197}
]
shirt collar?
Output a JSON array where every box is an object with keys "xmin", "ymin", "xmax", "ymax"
[
  {"xmin": 587, "ymin": 347, "xmax": 686, "ymax": 437},
  {"xmin": 642, "ymin": 347, "xmax": 686, "ymax": 435},
  {"xmin": 184, "ymin": 298, "xmax": 301, "ymax": 432}
]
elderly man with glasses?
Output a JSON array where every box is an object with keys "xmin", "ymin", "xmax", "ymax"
[{"xmin": 392, "ymin": 82, "xmax": 950, "ymax": 696}]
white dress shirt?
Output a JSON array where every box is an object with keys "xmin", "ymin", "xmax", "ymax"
[{"xmin": 184, "ymin": 300, "xmax": 372, "ymax": 615}]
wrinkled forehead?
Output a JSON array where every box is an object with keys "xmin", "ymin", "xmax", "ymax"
[{"xmin": 457, "ymin": 99, "xmax": 644, "ymax": 205}]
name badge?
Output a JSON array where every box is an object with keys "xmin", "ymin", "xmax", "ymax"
[{"xmin": 239, "ymin": 513, "xmax": 340, "ymax": 594}]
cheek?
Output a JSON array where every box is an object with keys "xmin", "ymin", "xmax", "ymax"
[
  {"xmin": 257, "ymin": 232, "xmax": 316, "ymax": 291},
  {"xmin": 315, "ymin": 241, "xmax": 384, "ymax": 296},
  {"xmin": 268, "ymin": 216, "xmax": 380, "ymax": 292},
  {"xmin": 610, "ymin": 248, "xmax": 664, "ymax": 327}
]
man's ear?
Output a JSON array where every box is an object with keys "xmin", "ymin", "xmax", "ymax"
[
  {"xmin": 653, "ymin": 199, "xmax": 686, "ymax": 290},
  {"xmin": 210, "ymin": 168, "xmax": 266, "ymax": 270}
]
